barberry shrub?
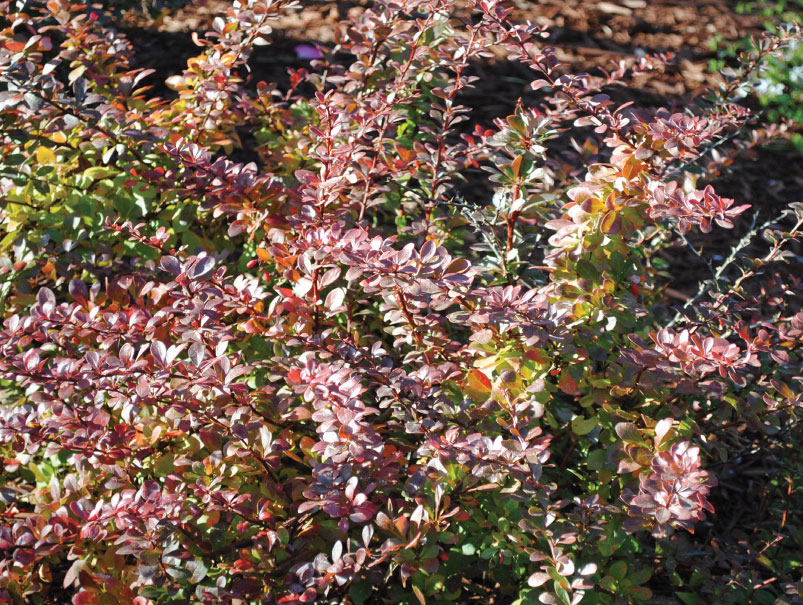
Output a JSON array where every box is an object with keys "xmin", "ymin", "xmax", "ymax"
[{"xmin": 0, "ymin": 1, "xmax": 801, "ymax": 603}]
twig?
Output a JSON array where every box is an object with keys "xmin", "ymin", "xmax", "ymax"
[
  {"xmin": 678, "ymin": 231, "xmax": 717, "ymax": 279},
  {"xmin": 668, "ymin": 210, "xmax": 766, "ymax": 328}
]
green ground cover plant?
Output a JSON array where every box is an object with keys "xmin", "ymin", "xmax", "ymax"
[
  {"xmin": 710, "ymin": 1, "xmax": 803, "ymax": 149},
  {"xmin": 0, "ymin": 1, "xmax": 801, "ymax": 603}
]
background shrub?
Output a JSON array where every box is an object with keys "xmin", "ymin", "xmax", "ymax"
[{"xmin": 710, "ymin": 1, "xmax": 803, "ymax": 149}]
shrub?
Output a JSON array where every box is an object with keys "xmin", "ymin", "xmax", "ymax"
[
  {"xmin": 0, "ymin": 1, "xmax": 801, "ymax": 603},
  {"xmin": 710, "ymin": 2, "xmax": 803, "ymax": 148}
]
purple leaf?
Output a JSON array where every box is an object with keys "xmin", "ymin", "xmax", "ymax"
[{"xmin": 294, "ymin": 44, "xmax": 323, "ymax": 60}]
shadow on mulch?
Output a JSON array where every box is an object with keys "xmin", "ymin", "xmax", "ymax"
[
  {"xmin": 667, "ymin": 145, "xmax": 803, "ymax": 297},
  {"xmin": 120, "ymin": 25, "xmax": 321, "ymax": 100}
]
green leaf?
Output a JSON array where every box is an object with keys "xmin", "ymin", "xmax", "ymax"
[
  {"xmin": 629, "ymin": 566, "xmax": 652, "ymax": 585},
  {"xmin": 587, "ymin": 449, "xmax": 606, "ymax": 470},
  {"xmin": 552, "ymin": 581, "xmax": 571, "ymax": 605},
  {"xmin": 614, "ymin": 422, "xmax": 644, "ymax": 444},
  {"xmin": 571, "ymin": 416, "xmax": 597, "ymax": 436},
  {"xmin": 83, "ymin": 166, "xmax": 118, "ymax": 180},
  {"xmin": 757, "ymin": 553, "xmax": 776, "ymax": 571},
  {"xmin": 154, "ymin": 453, "xmax": 175, "ymax": 477},
  {"xmin": 575, "ymin": 259, "xmax": 598, "ymax": 282},
  {"xmin": 139, "ymin": 586, "xmax": 167, "ymax": 599},
  {"xmin": 114, "ymin": 191, "xmax": 149, "ymax": 219},
  {"xmin": 511, "ymin": 588, "xmax": 541, "ymax": 605},
  {"xmin": 631, "ymin": 586, "xmax": 653, "ymax": 602},
  {"xmin": 608, "ymin": 560, "xmax": 627, "ymax": 581},
  {"xmin": 350, "ymin": 580, "xmax": 373, "ymax": 604}
]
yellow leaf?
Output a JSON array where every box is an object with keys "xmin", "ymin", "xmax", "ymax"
[
  {"xmin": 473, "ymin": 356, "xmax": 499, "ymax": 370},
  {"xmin": 36, "ymin": 146, "xmax": 55, "ymax": 164}
]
